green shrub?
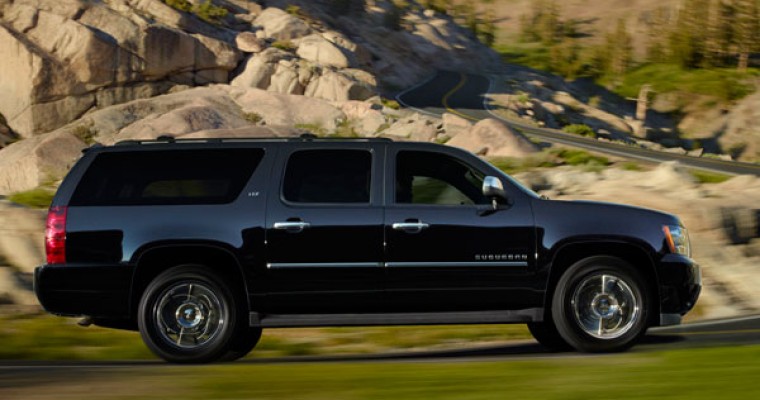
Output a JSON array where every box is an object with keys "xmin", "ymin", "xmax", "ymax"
[
  {"xmin": 331, "ymin": 119, "xmax": 358, "ymax": 138},
  {"xmin": 272, "ymin": 40, "xmax": 296, "ymax": 51},
  {"xmin": 515, "ymin": 91, "xmax": 531, "ymax": 105},
  {"xmin": 562, "ymin": 124, "xmax": 596, "ymax": 138},
  {"xmin": 8, "ymin": 187, "xmax": 56, "ymax": 209},
  {"xmin": 192, "ymin": 0, "xmax": 228, "ymax": 24},
  {"xmin": 72, "ymin": 122, "xmax": 97, "ymax": 145},
  {"xmin": 551, "ymin": 148, "xmax": 609, "ymax": 168},
  {"xmin": 163, "ymin": 0, "xmax": 227, "ymax": 25},
  {"xmin": 620, "ymin": 161, "xmax": 642, "ymax": 171},
  {"xmin": 165, "ymin": 0, "xmax": 191, "ymax": 12},
  {"xmin": 244, "ymin": 112, "xmax": 263, "ymax": 124},
  {"xmin": 285, "ymin": 5, "xmax": 301, "ymax": 16},
  {"xmin": 295, "ymin": 123, "xmax": 327, "ymax": 136},
  {"xmin": 381, "ymin": 98, "xmax": 401, "ymax": 110},
  {"xmin": 691, "ymin": 170, "xmax": 731, "ymax": 184}
]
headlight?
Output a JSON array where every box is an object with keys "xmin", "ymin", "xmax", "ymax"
[{"xmin": 663, "ymin": 225, "xmax": 691, "ymax": 257}]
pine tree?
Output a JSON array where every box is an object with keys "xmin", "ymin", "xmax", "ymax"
[
  {"xmin": 645, "ymin": 7, "xmax": 673, "ymax": 63},
  {"xmin": 669, "ymin": 0, "xmax": 711, "ymax": 68},
  {"xmin": 479, "ymin": 8, "xmax": 498, "ymax": 48},
  {"xmin": 734, "ymin": 0, "xmax": 760, "ymax": 71},
  {"xmin": 608, "ymin": 19, "xmax": 634, "ymax": 76}
]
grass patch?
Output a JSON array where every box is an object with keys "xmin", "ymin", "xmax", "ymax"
[
  {"xmin": 562, "ymin": 123, "xmax": 596, "ymax": 138},
  {"xmin": 381, "ymin": 97, "xmax": 401, "ymax": 110},
  {"xmin": 620, "ymin": 161, "xmax": 643, "ymax": 171},
  {"xmin": 7, "ymin": 187, "xmax": 55, "ymax": 209},
  {"xmin": 0, "ymin": 313, "xmax": 153, "ymax": 360},
  {"xmin": 490, "ymin": 154, "xmax": 557, "ymax": 175},
  {"xmin": 25, "ymin": 345, "xmax": 760, "ymax": 399},
  {"xmin": 243, "ymin": 112, "xmax": 263, "ymax": 124},
  {"xmin": 163, "ymin": 0, "xmax": 227, "ymax": 25},
  {"xmin": 551, "ymin": 148, "xmax": 609, "ymax": 168},
  {"xmin": 490, "ymin": 148, "xmax": 611, "ymax": 174},
  {"xmin": 272, "ymin": 40, "xmax": 296, "ymax": 51},
  {"xmin": 691, "ymin": 170, "xmax": 732, "ymax": 184},
  {"xmin": 603, "ymin": 63, "xmax": 759, "ymax": 102},
  {"xmin": 295, "ymin": 123, "xmax": 327, "ymax": 136},
  {"xmin": 0, "ymin": 313, "xmax": 531, "ymax": 360},
  {"xmin": 495, "ymin": 42, "xmax": 553, "ymax": 72},
  {"xmin": 72, "ymin": 121, "xmax": 97, "ymax": 145}
]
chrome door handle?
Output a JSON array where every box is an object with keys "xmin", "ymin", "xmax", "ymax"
[
  {"xmin": 273, "ymin": 221, "xmax": 311, "ymax": 233},
  {"xmin": 392, "ymin": 221, "xmax": 430, "ymax": 233}
]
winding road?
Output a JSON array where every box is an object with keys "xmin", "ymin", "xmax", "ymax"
[{"xmin": 397, "ymin": 71, "xmax": 760, "ymax": 176}]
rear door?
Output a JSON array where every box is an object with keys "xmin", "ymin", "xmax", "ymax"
[
  {"xmin": 384, "ymin": 146, "xmax": 537, "ymax": 312},
  {"xmin": 262, "ymin": 143, "xmax": 385, "ymax": 313}
]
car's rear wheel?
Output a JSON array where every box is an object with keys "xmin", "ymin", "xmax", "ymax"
[
  {"xmin": 138, "ymin": 266, "xmax": 239, "ymax": 363},
  {"xmin": 552, "ymin": 256, "xmax": 649, "ymax": 352}
]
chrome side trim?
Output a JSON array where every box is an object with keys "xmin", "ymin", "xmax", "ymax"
[
  {"xmin": 250, "ymin": 308, "xmax": 544, "ymax": 327},
  {"xmin": 267, "ymin": 262, "xmax": 383, "ymax": 269},
  {"xmin": 385, "ymin": 261, "xmax": 528, "ymax": 268}
]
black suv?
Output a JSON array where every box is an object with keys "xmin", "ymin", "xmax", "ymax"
[{"xmin": 35, "ymin": 136, "xmax": 701, "ymax": 363}]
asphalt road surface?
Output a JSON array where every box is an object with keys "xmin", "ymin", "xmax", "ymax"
[{"xmin": 397, "ymin": 70, "xmax": 760, "ymax": 176}]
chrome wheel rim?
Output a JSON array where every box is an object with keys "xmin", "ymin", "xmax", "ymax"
[
  {"xmin": 155, "ymin": 282, "xmax": 225, "ymax": 349},
  {"xmin": 571, "ymin": 273, "xmax": 640, "ymax": 339}
]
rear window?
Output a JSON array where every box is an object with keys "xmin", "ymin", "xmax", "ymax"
[{"xmin": 70, "ymin": 149, "xmax": 263, "ymax": 206}]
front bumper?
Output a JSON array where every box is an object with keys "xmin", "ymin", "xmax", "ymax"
[
  {"xmin": 34, "ymin": 263, "xmax": 133, "ymax": 318},
  {"xmin": 657, "ymin": 253, "xmax": 701, "ymax": 324}
]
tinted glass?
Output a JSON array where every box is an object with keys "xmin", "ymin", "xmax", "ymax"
[
  {"xmin": 283, "ymin": 150, "xmax": 371, "ymax": 203},
  {"xmin": 70, "ymin": 148, "xmax": 263, "ymax": 206},
  {"xmin": 396, "ymin": 151, "xmax": 488, "ymax": 205}
]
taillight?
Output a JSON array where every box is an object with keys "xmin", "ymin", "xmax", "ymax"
[{"xmin": 45, "ymin": 206, "xmax": 67, "ymax": 264}]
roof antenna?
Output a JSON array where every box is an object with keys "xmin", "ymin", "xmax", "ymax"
[
  {"xmin": 157, "ymin": 135, "xmax": 175, "ymax": 142},
  {"xmin": 299, "ymin": 133, "xmax": 318, "ymax": 140}
]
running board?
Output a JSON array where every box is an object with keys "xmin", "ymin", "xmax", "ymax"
[{"xmin": 250, "ymin": 308, "xmax": 543, "ymax": 328}]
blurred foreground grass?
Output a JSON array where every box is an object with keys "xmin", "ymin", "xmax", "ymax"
[
  {"xmin": 7, "ymin": 345, "xmax": 760, "ymax": 399},
  {"xmin": 0, "ymin": 312, "xmax": 530, "ymax": 360}
]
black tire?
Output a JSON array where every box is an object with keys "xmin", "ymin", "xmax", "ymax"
[
  {"xmin": 527, "ymin": 321, "xmax": 573, "ymax": 352},
  {"xmin": 138, "ymin": 265, "xmax": 240, "ymax": 363},
  {"xmin": 551, "ymin": 256, "xmax": 649, "ymax": 353},
  {"xmin": 221, "ymin": 327, "xmax": 263, "ymax": 362}
]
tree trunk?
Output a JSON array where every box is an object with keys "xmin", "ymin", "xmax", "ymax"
[{"xmin": 738, "ymin": 51, "xmax": 749, "ymax": 72}]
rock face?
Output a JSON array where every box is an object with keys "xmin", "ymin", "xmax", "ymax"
[
  {"xmin": 718, "ymin": 91, "xmax": 760, "ymax": 162},
  {"xmin": 0, "ymin": 0, "xmax": 242, "ymax": 137},
  {"xmin": 447, "ymin": 118, "xmax": 539, "ymax": 157},
  {"xmin": 0, "ymin": 131, "xmax": 85, "ymax": 194},
  {"xmin": 0, "ymin": 201, "xmax": 45, "ymax": 274},
  {"xmin": 296, "ymin": 34, "xmax": 350, "ymax": 68},
  {"xmin": 253, "ymin": 7, "xmax": 312, "ymax": 41}
]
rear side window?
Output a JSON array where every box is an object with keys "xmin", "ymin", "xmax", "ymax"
[
  {"xmin": 283, "ymin": 149, "xmax": 371, "ymax": 204},
  {"xmin": 70, "ymin": 149, "xmax": 263, "ymax": 206}
]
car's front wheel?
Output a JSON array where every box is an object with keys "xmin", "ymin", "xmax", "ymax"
[
  {"xmin": 552, "ymin": 256, "xmax": 649, "ymax": 353},
  {"xmin": 138, "ymin": 266, "xmax": 239, "ymax": 363}
]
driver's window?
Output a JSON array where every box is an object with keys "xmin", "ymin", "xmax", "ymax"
[{"xmin": 395, "ymin": 151, "xmax": 488, "ymax": 205}]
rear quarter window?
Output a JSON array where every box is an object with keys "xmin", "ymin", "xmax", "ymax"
[{"xmin": 70, "ymin": 148, "xmax": 263, "ymax": 206}]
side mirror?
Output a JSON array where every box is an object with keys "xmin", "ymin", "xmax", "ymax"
[{"xmin": 482, "ymin": 176, "xmax": 506, "ymax": 210}]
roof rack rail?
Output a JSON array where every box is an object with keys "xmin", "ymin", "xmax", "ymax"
[{"xmin": 114, "ymin": 135, "xmax": 393, "ymax": 146}]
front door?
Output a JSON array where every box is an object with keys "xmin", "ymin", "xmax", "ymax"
[
  {"xmin": 263, "ymin": 144, "xmax": 385, "ymax": 313},
  {"xmin": 384, "ymin": 147, "xmax": 536, "ymax": 312}
]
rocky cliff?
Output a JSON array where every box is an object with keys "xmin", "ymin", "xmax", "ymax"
[{"xmin": 0, "ymin": 0, "xmax": 500, "ymax": 139}]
